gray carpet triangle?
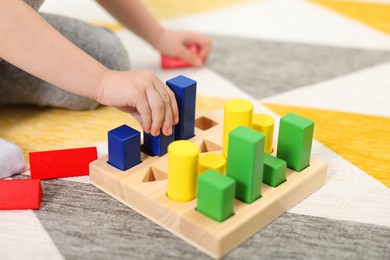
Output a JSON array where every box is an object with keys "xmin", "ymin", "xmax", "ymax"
[
  {"xmin": 207, "ymin": 35, "xmax": 390, "ymax": 99},
  {"xmin": 33, "ymin": 179, "xmax": 390, "ymax": 259}
]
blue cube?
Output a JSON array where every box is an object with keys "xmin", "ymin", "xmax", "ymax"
[{"xmin": 108, "ymin": 125, "xmax": 141, "ymax": 171}]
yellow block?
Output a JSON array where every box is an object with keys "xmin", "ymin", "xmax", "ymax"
[
  {"xmin": 252, "ymin": 114, "xmax": 274, "ymax": 154},
  {"xmin": 199, "ymin": 153, "xmax": 226, "ymax": 175},
  {"xmin": 263, "ymin": 102, "xmax": 390, "ymax": 188},
  {"xmin": 312, "ymin": 0, "xmax": 390, "ymax": 35},
  {"xmin": 222, "ymin": 99, "xmax": 253, "ymax": 158},
  {"xmin": 167, "ymin": 140, "xmax": 200, "ymax": 202}
]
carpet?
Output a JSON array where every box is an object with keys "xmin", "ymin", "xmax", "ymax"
[{"xmin": 1, "ymin": 0, "xmax": 389, "ymax": 259}]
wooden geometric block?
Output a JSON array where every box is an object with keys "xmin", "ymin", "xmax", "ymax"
[
  {"xmin": 277, "ymin": 113, "xmax": 314, "ymax": 172},
  {"xmin": 198, "ymin": 153, "xmax": 226, "ymax": 175},
  {"xmin": 197, "ymin": 169, "xmax": 236, "ymax": 222},
  {"xmin": 29, "ymin": 147, "xmax": 97, "ymax": 179},
  {"xmin": 161, "ymin": 44, "xmax": 199, "ymax": 69},
  {"xmin": 252, "ymin": 113, "xmax": 275, "ymax": 154},
  {"xmin": 166, "ymin": 75, "xmax": 197, "ymax": 140},
  {"xmin": 222, "ymin": 99, "xmax": 253, "ymax": 157},
  {"xmin": 143, "ymin": 129, "xmax": 175, "ymax": 157},
  {"xmin": 0, "ymin": 179, "xmax": 42, "ymax": 210},
  {"xmin": 89, "ymin": 113, "xmax": 327, "ymax": 259},
  {"xmin": 108, "ymin": 125, "xmax": 141, "ymax": 171},
  {"xmin": 226, "ymin": 126, "xmax": 265, "ymax": 203},
  {"xmin": 167, "ymin": 140, "xmax": 200, "ymax": 202},
  {"xmin": 263, "ymin": 153, "xmax": 287, "ymax": 187}
]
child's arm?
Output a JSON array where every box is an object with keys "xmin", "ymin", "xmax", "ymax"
[
  {"xmin": 0, "ymin": 0, "xmax": 178, "ymax": 136},
  {"xmin": 96, "ymin": 0, "xmax": 212, "ymax": 66}
]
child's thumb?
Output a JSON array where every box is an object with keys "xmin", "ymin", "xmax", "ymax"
[{"xmin": 180, "ymin": 46, "xmax": 201, "ymax": 66}]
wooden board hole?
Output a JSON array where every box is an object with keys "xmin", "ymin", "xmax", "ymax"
[{"xmin": 195, "ymin": 116, "xmax": 219, "ymax": 131}]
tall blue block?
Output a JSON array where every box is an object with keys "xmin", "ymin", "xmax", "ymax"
[
  {"xmin": 143, "ymin": 128, "xmax": 175, "ymax": 156},
  {"xmin": 108, "ymin": 124, "xmax": 141, "ymax": 171},
  {"xmin": 166, "ymin": 75, "xmax": 197, "ymax": 140}
]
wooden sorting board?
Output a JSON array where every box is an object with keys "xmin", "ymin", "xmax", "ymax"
[{"xmin": 89, "ymin": 114, "xmax": 327, "ymax": 259}]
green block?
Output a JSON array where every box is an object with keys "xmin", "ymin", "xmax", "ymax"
[
  {"xmin": 263, "ymin": 153, "xmax": 287, "ymax": 187},
  {"xmin": 197, "ymin": 169, "xmax": 236, "ymax": 222},
  {"xmin": 226, "ymin": 126, "xmax": 264, "ymax": 203},
  {"xmin": 276, "ymin": 113, "xmax": 314, "ymax": 172}
]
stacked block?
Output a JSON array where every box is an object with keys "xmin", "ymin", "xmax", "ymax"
[
  {"xmin": 198, "ymin": 153, "xmax": 226, "ymax": 175},
  {"xmin": 166, "ymin": 75, "xmax": 197, "ymax": 140},
  {"xmin": 222, "ymin": 99, "xmax": 253, "ymax": 158},
  {"xmin": 252, "ymin": 114, "xmax": 274, "ymax": 154},
  {"xmin": 263, "ymin": 153, "xmax": 287, "ymax": 187},
  {"xmin": 167, "ymin": 140, "xmax": 200, "ymax": 202},
  {"xmin": 197, "ymin": 169, "xmax": 236, "ymax": 222},
  {"xmin": 29, "ymin": 147, "xmax": 97, "ymax": 179},
  {"xmin": 143, "ymin": 129, "xmax": 175, "ymax": 156},
  {"xmin": 226, "ymin": 126, "xmax": 265, "ymax": 203},
  {"xmin": 277, "ymin": 113, "xmax": 314, "ymax": 172},
  {"xmin": 0, "ymin": 179, "xmax": 42, "ymax": 210},
  {"xmin": 108, "ymin": 125, "xmax": 141, "ymax": 171}
]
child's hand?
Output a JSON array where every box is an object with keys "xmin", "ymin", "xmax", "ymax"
[
  {"xmin": 96, "ymin": 70, "xmax": 179, "ymax": 137},
  {"xmin": 154, "ymin": 29, "xmax": 211, "ymax": 67}
]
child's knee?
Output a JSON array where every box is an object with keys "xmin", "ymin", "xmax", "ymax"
[
  {"xmin": 94, "ymin": 28, "xmax": 131, "ymax": 71},
  {"xmin": 42, "ymin": 13, "xmax": 130, "ymax": 71}
]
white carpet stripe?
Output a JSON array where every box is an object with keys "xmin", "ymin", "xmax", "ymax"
[
  {"xmin": 262, "ymin": 61, "xmax": 390, "ymax": 117},
  {"xmin": 0, "ymin": 211, "xmax": 64, "ymax": 260},
  {"xmin": 163, "ymin": 0, "xmax": 390, "ymax": 51},
  {"xmin": 290, "ymin": 140, "xmax": 390, "ymax": 227}
]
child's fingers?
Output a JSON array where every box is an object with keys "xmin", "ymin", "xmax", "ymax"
[
  {"xmin": 115, "ymin": 106, "xmax": 144, "ymax": 132},
  {"xmin": 135, "ymin": 92, "xmax": 152, "ymax": 134},
  {"xmin": 178, "ymin": 45, "xmax": 198, "ymax": 65},
  {"xmin": 153, "ymin": 80, "xmax": 178, "ymax": 136},
  {"xmin": 146, "ymin": 87, "xmax": 165, "ymax": 136}
]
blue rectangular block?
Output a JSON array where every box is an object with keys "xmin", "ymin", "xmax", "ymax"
[
  {"xmin": 166, "ymin": 75, "xmax": 197, "ymax": 140},
  {"xmin": 108, "ymin": 124, "xmax": 141, "ymax": 171},
  {"xmin": 143, "ymin": 128, "xmax": 175, "ymax": 156}
]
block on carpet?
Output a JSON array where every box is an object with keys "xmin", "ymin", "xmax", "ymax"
[
  {"xmin": 0, "ymin": 179, "xmax": 42, "ymax": 210},
  {"xmin": 29, "ymin": 147, "xmax": 97, "ymax": 179}
]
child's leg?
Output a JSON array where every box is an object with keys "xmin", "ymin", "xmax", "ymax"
[
  {"xmin": 0, "ymin": 13, "xmax": 130, "ymax": 110},
  {"xmin": 0, "ymin": 139, "xmax": 26, "ymax": 179}
]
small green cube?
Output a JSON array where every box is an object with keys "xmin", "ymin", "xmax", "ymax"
[
  {"xmin": 263, "ymin": 153, "xmax": 287, "ymax": 187},
  {"xmin": 197, "ymin": 169, "xmax": 236, "ymax": 222}
]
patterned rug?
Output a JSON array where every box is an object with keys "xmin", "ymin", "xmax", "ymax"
[{"xmin": 1, "ymin": 0, "xmax": 389, "ymax": 259}]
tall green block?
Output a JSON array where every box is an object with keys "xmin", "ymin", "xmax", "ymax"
[
  {"xmin": 197, "ymin": 169, "xmax": 236, "ymax": 222},
  {"xmin": 263, "ymin": 153, "xmax": 286, "ymax": 187},
  {"xmin": 226, "ymin": 126, "xmax": 264, "ymax": 203},
  {"xmin": 276, "ymin": 113, "xmax": 314, "ymax": 172}
]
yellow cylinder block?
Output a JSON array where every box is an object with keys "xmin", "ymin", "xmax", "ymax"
[
  {"xmin": 199, "ymin": 153, "xmax": 226, "ymax": 175},
  {"xmin": 252, "ymin": 114, "xmax": 274, "ymax": 154},
  {"xmin": 167, "ymin": 140, "xmax": 200, "ymax": 202},
  {"xmin": 222, "ymin": 99, "xmax": 253, "ymax": 157}
]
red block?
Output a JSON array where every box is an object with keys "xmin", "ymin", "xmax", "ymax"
[
  {"xmin": 161, "ymin": 44, "xmax": 199, "ymax": 69},
  {"xmin": 0, "ymin": 179, "xmax": 42, "ymax": 210},
  {"xmin": 29, "ymin": 147, "xmax": 98, "ymax": 179}
]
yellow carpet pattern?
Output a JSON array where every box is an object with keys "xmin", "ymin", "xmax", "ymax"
[
  {"xmin": 312, "ymin": 0, "xmax": 390, "ymax": 35},
  {"xmin": 264, "ymin": 103, "xmax": 390, "ymax": 188},
  {"xmin": 144, "ymin": 0, "xmax": 253, "ymax": 20},
  {"xmin": 0, "ymin": 96, "xmax": 227, "ymax": 162},
  {"xmin": 93, "ymin": 0, "xmax": 252, "ymax": 30}
]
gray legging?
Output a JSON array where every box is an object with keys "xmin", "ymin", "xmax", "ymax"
[{"xmin": 0, "ymin": 13, "xmax": 130, "ymax": 110}]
